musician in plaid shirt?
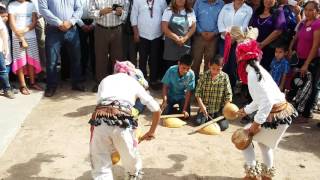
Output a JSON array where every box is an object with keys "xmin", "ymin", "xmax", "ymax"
[{"xmin": 194, "ymin": 55, "xmax": 232, "ymax": 130}]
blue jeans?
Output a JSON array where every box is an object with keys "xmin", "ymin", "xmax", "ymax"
[
  {"xmin": 45, "ymin": 26, "xmax": 81, "ymax": 88},
  {"xmin": 0, "ymin": 52, "xmax": 11, "ymax": 90},
  {"xmin": 162, "ymin": 97, "xmax": 190, "ymax": 115},
  {"xmin": 134, "ymin": 98, "xmax": 145, "ymax": 113}
]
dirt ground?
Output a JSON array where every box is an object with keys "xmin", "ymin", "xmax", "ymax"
[{"xmin": 0, "ymin": 86, "xmax": 319, "ymax": 180}]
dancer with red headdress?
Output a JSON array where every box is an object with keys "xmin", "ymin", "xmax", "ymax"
[{"xmin": 231, "ymin": 28, "xmax": 298, "ymax": 180}]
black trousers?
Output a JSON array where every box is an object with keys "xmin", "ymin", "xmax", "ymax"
[
  {"xmin": 122, "ymin": 27, "xmax": 138, "ymax": 65},
  {"xmin": 138, "ymin": 37, "xmax": 162, "ymax": 83},
  {"xmin": 79, "ymin": 19, "xmax": 96, "ymax": 78}
]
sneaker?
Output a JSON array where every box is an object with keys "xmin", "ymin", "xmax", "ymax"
[
  {"xmin": 4, "ymin": 89, "xmax": 15, "ymax": 99},
  {"xmin": 12, "ymin": 88, "xmax": 19, "ymax": 94},
  {"xmin": 44, "ymin": 87, "xmax": 57, "ymax": 97}
]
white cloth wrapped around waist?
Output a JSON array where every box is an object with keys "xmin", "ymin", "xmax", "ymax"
[{"xmin": 244, "ymin": 123, "xmax": 289, "ymax": 149}]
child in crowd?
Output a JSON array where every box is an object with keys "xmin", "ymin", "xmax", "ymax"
[
  {"xmin": 8, "ymin": 0, "xmax": 42, "ymax": 95},
  {"xmin": 270, "ymin": 44, "xmax": 290, "ymax": 91},
  {"xmin": 161, "ymin": 54, "xmax": 195, "ymax": 119},
  {"xmin": 195, "ymin": 55, "xmax": 232, "ymax": 130},
  {"xmin": 0, "ymin": 4, "xmax": 14, "ymax": 99}
]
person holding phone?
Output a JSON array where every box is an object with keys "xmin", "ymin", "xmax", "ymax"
[{"xmin": 89, "ymin": 0, "xmax": 129, "ymax": 92}]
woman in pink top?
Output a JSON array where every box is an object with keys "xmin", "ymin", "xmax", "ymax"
[{"xmin": 289, "ymin": 1, "xmax": 320, "ymax": 122}]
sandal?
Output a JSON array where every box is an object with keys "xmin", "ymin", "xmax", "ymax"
[
  {"xmin": 19, "ymin": 86, "xmax": 30, "ymax": 95},
  {"xmin": 30, "ymin": 83, "xmax": 43, "ymax": 91}
]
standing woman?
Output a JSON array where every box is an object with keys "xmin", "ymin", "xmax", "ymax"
[
  {"xmin": 218, "ymin": 0, "xmax": 253, "ymax": 91},
  {"xmin": 249, "ymin": 0, "xmax": 286, "ymax": 71},
  {"xmin": 288, "ymin": 1, "xmax": 320, "ymax": 122},
  {"xmin": 161, "ymin": 0, "xmax": 196, "ymax": 72},
  {"xmin": 8, "ymin": 0, "xmax": 42, "ymax": 95}
]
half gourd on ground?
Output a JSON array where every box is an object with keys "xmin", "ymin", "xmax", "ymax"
[
  {"xmin": 163, "ymin": 117, "xmax": 187, "ymax": 128},
  {"xmin": 197, "ymin": 122, "xmax": 221, "ymax": 135}
]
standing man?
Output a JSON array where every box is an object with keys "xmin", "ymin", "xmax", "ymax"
[
  {"xmin": 192, "ymin": 0, "xmax": 224, "ymax": 79},
  {"xmin": 130, "ymin": 0, "xmax": 167, "ymax": 88},
  {"xmin": 78, "ymin": 0, "xmax": 96, "ymax": 80},
  {"xmin": 39, "ymin": 0, "xmax": 85, "ymax": 97},
  {"xmin": 89, "ymin": 0, "xmax": 129, "ymax": 92}
]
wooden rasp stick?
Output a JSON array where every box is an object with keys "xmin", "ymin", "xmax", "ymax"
[
  {"xmin": 189, "ymin": 115, "xmax": 225, "ymax": 134},
  {"xmin": 160, "ymin": 113, "xmax": 185, "ymax": 119}
]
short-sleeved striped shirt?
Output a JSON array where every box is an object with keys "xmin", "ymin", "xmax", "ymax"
[{"xmin": 195, "ymin": 70, "xmax": 232, "ymax": 114}]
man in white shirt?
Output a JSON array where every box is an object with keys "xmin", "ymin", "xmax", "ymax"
[
  {"xmin": 130, "ymin": 0, "xmax": 167, "ymax": 88},
  {"xmin": 90, "ymin": 71, "xmax": 161, "ymax": 180}
]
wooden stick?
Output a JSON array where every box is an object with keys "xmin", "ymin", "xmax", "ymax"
[
  {"xmin": 160, "ymin": 114, "xmax": 185, "ymax": 119},
  {"xmin": 189, "ymin": 115, "xmax": 225, "ymax": 134}
]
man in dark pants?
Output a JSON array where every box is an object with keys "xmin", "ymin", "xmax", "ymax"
[
  {"xmin": 39, "ymin": 0, "xmax": 85, "ymax": 97},
  {"xmin": 89, "ymin": 0, "xmax": 129, "ymax": 92},
  {"xmin": 78, "ymin": 0, "xmax": 95, "ymax": 80},
  {"xmin": 122, "ymin": 0, "xmax": 138, "ymax": 66},
  {"xmin": 131, "ymin": 0, "xmax": 167, "ymax": 89}
]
